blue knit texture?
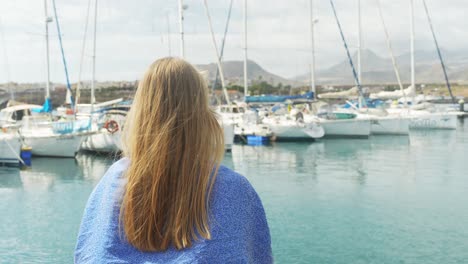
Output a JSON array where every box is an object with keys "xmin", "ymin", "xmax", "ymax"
[{"xmin": 75, "ymin": 158, "xmax": 272, "ymax": 263}]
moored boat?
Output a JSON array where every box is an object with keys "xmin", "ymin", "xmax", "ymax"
[{"xmin": 0, "ymin": 132, "xmax": 22, "ymax": 165}]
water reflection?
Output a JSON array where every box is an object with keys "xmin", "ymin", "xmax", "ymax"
[
  {"xmin": 0, "ymin": 154, "xmax": 114, "ymax": 191},
  {"xmin": 0, "ymin": 168, "xmax": 22, "ymax": 188},
  {"xmin": 75, "ymin": 153, "xmax": 115, "ymax": 183}
]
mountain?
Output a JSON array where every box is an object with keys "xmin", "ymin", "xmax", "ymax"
[
  {"xmin": 296, "ymin": 49, "xmax": 468, "ymax": 85},
  {"xmin": 195, "ymin": 60, "xmax": 299, "ymax": 87}
]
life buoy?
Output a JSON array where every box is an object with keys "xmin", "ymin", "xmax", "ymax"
[{"xmin": 104, "ymin": 120, "xmax": 119, "ymax": 134}]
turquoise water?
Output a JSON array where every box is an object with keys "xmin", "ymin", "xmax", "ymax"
[{"xmin": 1, "ymin": 120, "xmax": 468, "ymax": 263}]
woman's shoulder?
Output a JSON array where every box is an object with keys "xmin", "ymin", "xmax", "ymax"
[
  {"xmin": 215, "ymin": 166, "xmax": 254, "ymax": 193},
  {"xmin": 211, "ymin": 165, "xmax": 261, "ymax": 209}
]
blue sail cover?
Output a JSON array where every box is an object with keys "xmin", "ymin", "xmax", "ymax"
[
  {"xmin": 343, "ymin": 98, "xmax": 384, "ymax": 109},
  {"xmin": 245, "ymin": 92, "xmax": 314, "ymax": 103},
  {"xmin": 31, "ymin": 98, "xmax": 53, "ymax": 113}
]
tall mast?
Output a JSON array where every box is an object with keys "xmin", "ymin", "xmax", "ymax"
[
  {"xmin": 52, "ymin": 0, "xmax": 74, "ymax": 107},
  {"xmin": 422, "ymin": 0, "xmax": 455, "ymax": 104},
  {"xmin": 203, "ymin": 0, "xmax": 230, "ymax": 105},
  {"xmin": 375, "ymin": 0, "xmax": 406, "ymax": 105},
  {"xmin": 91, "ymin": 0, "xmax": 97, "ymax": 113},
  {"xmin": 0, "ymin": 18, "xmax": 13, "ymax": 100},
  {"xmin": 166, "ymin": 13, "xmax": 172, "ymax": 56},
  {"xmin": 211, "ymin": 0, "xmax": 234, "ymax": 93},
  {"xmin": 243, "ymin": 0, "xmax": 248, "ymax": 98},
  {"xmin": 178, "ymin": 0, "xmax": 185, "ymax": 58},
  {"xmin": 74, "ymin": 0, "xmax": 92, "ymax": 112},
  {"xmin": 309, "ymin": 0, "xmax": 316, "ymax": 98},
  {"xmin": 410, "ymin": 0, "xmax": 415, "ymax": 96},
  {"xmin": 329, "ymin": 0, "xmax": 364, "ymax": 101},
  {"xmin": 357, "ymin": 0, "xmax": 362, "ymax": 84},
  {"xmin": 44, "ymin": 0, "xmax": 51, "ymax": 99}
]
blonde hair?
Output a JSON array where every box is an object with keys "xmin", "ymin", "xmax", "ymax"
[{"xmin": 120, "ymin": 57, "xmax": 224, "ymax": 251}]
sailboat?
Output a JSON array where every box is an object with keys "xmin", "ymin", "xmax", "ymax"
[
  {"xmin": 350, "ymin": 0, "xmax": 410, "ymax": 135},
  {"xmin": 263, "ymin": 109, "xmax": 325, "ymax": 140},
  {"xmin": 384, "ymin": 0, "xmax": 457, "ymax": 130},
  {"xmin": 16, "ymin": 0, "xmax": 92, "ymax": 157},
  {"xmin": 76, "ymin": 0, "xmax": 127, "ymax": 153},
  {"xmin": 203, "ymin": 0, "xmax": 257, "ymax": 149},
  {"xmin": 307, "ymin": 0, "xmax": 371, "ymax": 138}
]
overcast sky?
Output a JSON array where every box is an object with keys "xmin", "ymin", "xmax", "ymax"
[{"xmin": 0, "ymin": 0, "xmax": 466, "ymax": 83}]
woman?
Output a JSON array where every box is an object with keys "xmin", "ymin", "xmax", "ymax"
[{"xmin": 75, "ymin": 58, "xmax": 272, "ymax": 263}]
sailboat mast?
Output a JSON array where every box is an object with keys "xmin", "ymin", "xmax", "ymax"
[
  {"xmin": 166, "ymin": 13, "xmax": 172, "ymax": 56},
  {"xmin": 91, "ymin": 0, "xmax": 97, "ymax": 113},
  {"xmin": 0, "ymin": 18, "xmax": 13, "ymax": 100},
  {"xmin": 243, "ymin": 0, "xmax": 248, "ymax": 99},
  {"xmin": 375, "ymin": 0, "xmax": 406, "ymax": 105},
  {"xmin": 422, "ymin": 0, "xmax": 455, "ymax": 104},
  {"xmin": 74, "ymin": 0, "xmax": 92, "ymax": 112},
  {"xmin": 203, "ymin": 0, "xmax": 231, "ymax": 105},
  {"xmin": 44, "ymin": 0, "xmax": 51, "ymax": 99},
  {"xmin": 309, "ymin": 0, "xmax": 316, "ymax": 97},
  {"xmin": 211, "ymin": 0, "xmax": 234, "ymax": 92},
  {"xmin": 178, "ymin": 0, "xmax": 185, "ymax": 58},
  {"xmin": 410, "ymin": 0, "xmax": 415, "ymax": 99},
  {"xmin": 329, "ymin": 0, "xmax": 363, "ymax": 99},
  {"xmin": 357, "ymin": 0, "xmax": 362, "ymax": 83}
]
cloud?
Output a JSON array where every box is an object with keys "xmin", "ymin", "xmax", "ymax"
[{"xmin": 0, "ymin": 0, "xmax": 466, "ymax": 83}]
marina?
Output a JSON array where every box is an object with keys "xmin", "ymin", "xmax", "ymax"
[
  {"xmin": 1, "ymin": 0, "xmax": 468, "ymax": 262},
  {"xmin": 1, "ymin": 120, "xmax": 467, "ymax": 263}
]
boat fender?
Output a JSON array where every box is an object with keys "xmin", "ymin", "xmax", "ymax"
[{"xmin": 104, "ymin": 120, "xmax": 119, "ymax": 134}]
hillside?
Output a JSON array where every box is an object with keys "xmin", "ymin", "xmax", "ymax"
[
  {"xmin": 296, "ymin": 49, "xmax": 468, "ymax": 85},
  {"xmin": 195, "ymin": 60, "xmax": 299, "ymax": 87}
]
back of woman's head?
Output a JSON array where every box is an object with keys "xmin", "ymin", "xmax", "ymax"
[{"xmin": 121, "ymin": 57, "xmax": 224, "ymax": 251}]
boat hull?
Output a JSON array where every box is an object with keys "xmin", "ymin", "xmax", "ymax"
[
  {"xmin": 24, "ymin": 134, "xmax": 86, "ymax": 158},
  {"xmin": 268, "ymin": 123, "xmax": 324, "ymax": 139},
  {"xmin": 320, "ymin": 119, "xmax": 371, "ymax": 138},
  {"xmin": 223, "ymin": 123, "xmax": 235, "ymax": 151},
  {"xmin": 0, "ymin": 135, "xmax": 21, "ymax": 165},
  {"xmin": 370, "ymin": 116, "xmax": 410, "ymax": 135},
  {"xmin": 81, "ymin": 130, "xmax": 121, "ymax": 153},
  {"xmin": 263, "ymin": 117, "xmax": 325, "ymax": 140},
  {"xmin": 409, "ymin": 113, "xmax": 457, "ymax": 130}
]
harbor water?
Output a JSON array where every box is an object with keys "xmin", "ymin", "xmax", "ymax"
[{"xmin": 1, "ymin": 120, "xmax": 468, "ymax": 263}]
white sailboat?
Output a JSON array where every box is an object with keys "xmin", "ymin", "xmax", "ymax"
[
  {"xmin": 13, "ymin": 0, "xmax": 93, "ymax": 157},
  {"xmin": 0, "ymin": 104, "xmax": 91, "ymax": 157},
  {"xmin": 263, "ymin": 112, "xmax": 325, "ymax": 140},
  {"xmin": 75, "ymin": 0, "xmax": 127, "ymax": 153},
  {"xmin": 311, "ymin": 110, "xmax": 371, "ymax": 138},
  {"xmin": 384, "ymin": 0, "xmax": 457, "ymax": 130}
]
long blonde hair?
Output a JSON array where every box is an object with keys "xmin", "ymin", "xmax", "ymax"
[{"xmin": 121, "ymin": 57, "xmax": 224, "ymax": 251}]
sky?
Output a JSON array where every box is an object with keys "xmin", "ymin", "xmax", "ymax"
[{"xmin": 0, "ymin": 0, "xmax": 466, "ymax": 84}]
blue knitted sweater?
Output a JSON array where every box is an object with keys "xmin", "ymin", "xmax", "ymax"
[{"xmin": 74, "ymin": 158, "xmax": 272, "ymax": 263}]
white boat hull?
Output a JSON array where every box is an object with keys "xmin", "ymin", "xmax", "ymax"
[
  {"xmin": 81, "ymin": 130, "xmax": 121, "ymax": 153},
  {"xmin": 223, "ymin": 123, "xmax": 234, "ymax": 151},
  {"xmin": 320, "ymin": 119, "xmax": 371, "ymax": 138},
  {"xmin": 268, "ymin": 123, "xmax": 324, "ymax": 139},
  {"xmin": 23, "ymin": 134, "xmax": 87, "ymax": 158},
  {"xmin": 0, "ymin": 134, "xmax": 22, "ymax": 165},
  {"xmin": 369, "ymin": 116, "xmax": 410, "ymax": 135},
  {"xmin": 263, "ymin": 116, "xmax": 324, "ymax": 139},
  {"xmin": 409, "ymin": 113, "xmax": 457, "ymax": 130},
  {"xmin": 387, "ymin": 108, "xmax": 458, "ymax": 130}
]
